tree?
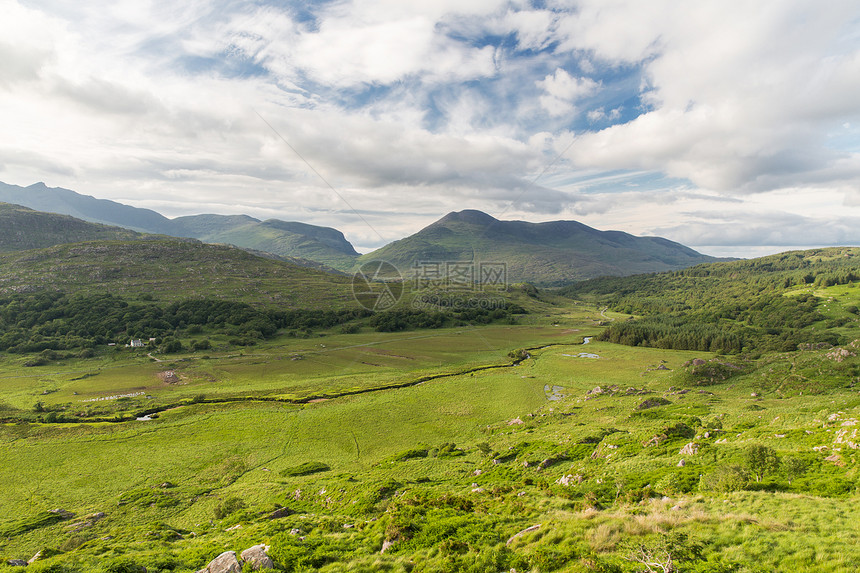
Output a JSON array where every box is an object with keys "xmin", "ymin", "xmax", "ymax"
[
  {"xmin": 746, "ymin": 444, "xmax": 780, "ymax": 482},
  {"xmin": 783, "ymin": 456, "xmax": 808, "ymax": 485}
]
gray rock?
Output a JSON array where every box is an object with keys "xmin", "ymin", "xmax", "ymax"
[
  {"xmin": 267, "ymin": 506, "xmax": 294, "ymax": 519},
  {"xmin": 679, "ymin": 442, "xmax": 699, "ymax": 456},
  {"xmin": 202, "ymin": 551, "xmax": 242, "ymax": 573},
  {"xmin": 7, "ymin": 559, "xmax": 27, "ymax": 567},
  {"xmin": 240, "ymin": 545, "xmax": 273, "ymax": 570},
  {"xmin": 677, "ymin": 459, "xmax": 686, "ymax": 467}
]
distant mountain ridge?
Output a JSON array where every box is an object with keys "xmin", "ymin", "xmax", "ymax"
[
  {"xmin": 361, "ymin": 209, "xmax": 720, "ymax": 284},
  {"xmin": 0, "ymin": 181, "xmax": 720, "ymax": 283},
  {"xmin": 0, "ymin": 181, "xmax": 359, "ymax": 269}
]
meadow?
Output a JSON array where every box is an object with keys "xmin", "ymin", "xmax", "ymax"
[{"xmin": 1, "ymin": 295, "xmax": 859, "ymax": 572}]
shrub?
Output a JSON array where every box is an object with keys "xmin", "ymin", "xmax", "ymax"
[
  {"xmin": 213, "ymin": 496, "xmax": 246, "ymax": 520},
  {"xmin": 746, "ymin": 444, "xmax": 780, "ymax": 482},
  {"xmin": 699, "ymin": 465, "xmax": 749, "ymax": 492},
  {"xmin": 279, "ymin": 461, "xmax": 331, "ymax": 477},
  {"xmin": 100, "ymin": 557, "xmax": 147, "ymax": 573}
]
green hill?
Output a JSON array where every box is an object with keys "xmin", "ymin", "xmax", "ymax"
[
  {"xmin": 0, "ymin": 181, "xmax": 176, "ymax": 234},
  {"xmin": 0, "ymin": 239, "xmax": 356, "ymax": 308},
  {"xmin": 0, "ymin": 203, "xmax": 143, "ymax": 251},
  {"xmin": 360, "ymin": 209, "xmax": 718, "ymax": 285},
  {"xmin": 562, "ymin": 247, "xmax": 860, "ymax": 353},
  {"xmin": 171, "ymin": 215, "xmax": 359, "ymax": 270}
]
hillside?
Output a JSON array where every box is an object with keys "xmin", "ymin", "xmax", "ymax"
[
  {"xmin": 0, "ymin": 181, "xmax": 176, "ymax": 234},
  {"xmin": 0, "ymin": 203, "xmax": 143, "ymax": 251},
  {"xmin": 171, "ymin": 215, "xmax": 359, "ymax": 270},
  {"xmin": 0, "ymin": 182, "xmax": 361, "ymax": 269},
  {"xmin": 562, "ymin": 247, "xmax": 860, "ymax": 353},
  {"xmin": 361, "ymin": 209, "xmax": 718, "ymax": 285},
  {"xmin": 0, "ymin": 239, "xmax": 356, "ymax": 309}
]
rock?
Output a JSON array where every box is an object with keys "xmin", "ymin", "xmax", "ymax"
[
  {"xmin": 7, "ymin": 559, "xmax": 27, "ymax": 567},
  {"xmin": 671, "ymin": 505, "xmax": 682, "ymax": 511},
  {"xmin": 507, "ymin": 417, "xmax": 524, "ymax": 425},
  {"xmin": 473, "ymin": 469, "xmax": 482, "ymax": 476},
  {"xmin": 656, "ymin": 363, "xmax": 669, "ymax": 370},
  {"xmin": 49, "ymin": 508, "xmax": 75, "ymax": 520},
  {"xmin": 586, "ymin": 386, "xmax": 604, "ymax": 396},
  {"xmin": 751, "ymin": 392, "xmax": 759, "ymax": 397},
  {"xmin": 267, "ymin": 506, "xmax": 294, "ymax": 519},
  {"xmin": 691, "ymin": 358, "xmax": 706, "ymax": 366},
  {"xmin": 556, "ymin": 474, "xmax": 582, "ymax": 486},
  {"xmin": 679, "ymin": 442, "xmax": 699, "ymax": 456},
  {"xmin": 28, "ymin": 551, "xmax": 43, "ymax": 564},
  {"xmin": 703, "ymin": 432, "xmax": 710, "ymax": 438},
  {"xmin": 289, "ymin": 528, "xmax": 302, "ymax": 535},
  {"xmin": 203, "ymin": 551, "xmax": 242, "ymax": 573},
  {"xmin": 240, "ymin": 545, "xmax": 274, "ymax": 570},
  {"xmin": 677, "ymin": 459, "xmax": 686, "ymax": 467},
  {"xmin": 380, "ymin": 539, "xmax": 395, "ymax": 554},
  {"xmin": 636, "ymin": 397, "xmax": 672, "ymax": 410},
  {"xmin": 160, "ymin": 482, "xmax": 176, "ymax": 488},
  {"xmin": 471, "ymin": 487, "xmax": 485, "ymax": 493},
  {"xmin": 506, "ymin": 524, "xmax": 541, "ymax": 546}
]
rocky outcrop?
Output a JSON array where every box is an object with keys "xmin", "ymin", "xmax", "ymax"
[
  {"xmin": 198, "ymin": 551, "xmax": 241, "ymax": 573},
  {"xmin": 240, "ymin": 545, "xmax": 274, "ymax": 570}
]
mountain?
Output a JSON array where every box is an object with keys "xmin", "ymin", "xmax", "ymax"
[
  {"xmin": 0, "ymin": 182, "xmax": 176, "ymax": 234},
  {"xmin": 0, "ymin": 238, "xmax": 356, "ymax": 308},
  {"xmin": 0, "ymin": 202, "xmax": 144, "ymax": 251},
  {"xmin": 0, "ymin": 182, "xmax": 360, "ymax": 269},
  {"xmin": 171, "ymin": 215, "xmax": 359, "ymax": 270},
  {"xmin": 360, "ymin": 209, "xmax": 719, "ymax": 285}
]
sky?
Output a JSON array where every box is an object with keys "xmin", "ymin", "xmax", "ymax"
[{"xmin": 1, "ymin": 0, "xmax": 859, "ymax": 257}]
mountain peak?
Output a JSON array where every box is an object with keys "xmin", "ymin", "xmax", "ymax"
[{"xmin": 437, "ymin": 210, "xmax": 498, "ymax": 226}]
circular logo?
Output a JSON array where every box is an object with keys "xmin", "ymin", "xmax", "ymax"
[{"xmin": 352, "ymin": 261, "xmax": 403, "ymax": 311}]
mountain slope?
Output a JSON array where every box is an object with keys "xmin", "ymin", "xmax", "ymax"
[
  {"xmin": 0, "ymin": 182, "xmax": 176, "ymax": 234},
  {"xmin": 360, "ymin": 209, "xmax": 718, "ymax": 284},
  {"xmin": 0, "ymin": 203, "xmax": 143, "ymax": 251},
  {"xmin": 0, "ymin": 182, "xmax": 361, "ymax": 270},
  {"xmin": 0, "ymin": 239, "xmax": 356, "ymax": 308},
  {"xmin": 171, "ymin": 215, "xmax": 359, "ymax": 270}
]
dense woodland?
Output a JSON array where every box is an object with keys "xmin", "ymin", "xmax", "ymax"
[
  {"xmin": 562, "ymin": 248, "xmax": 860, "ymax": 354},
  {"xmin": 0, "ymin": 292, "xmax": 525, "ymax": 355}
]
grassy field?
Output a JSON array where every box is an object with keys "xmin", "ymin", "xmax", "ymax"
[{"xmin": 1, "ymin": 299, "xmax": 859, "ymax": 572}]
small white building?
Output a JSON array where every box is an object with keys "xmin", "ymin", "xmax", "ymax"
[{"xmin": 130, "ymin": 339, "xmax": 145, "ymax": 348}]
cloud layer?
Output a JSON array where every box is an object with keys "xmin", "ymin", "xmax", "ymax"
[{"xmin": 1, "ymin": 0, "xmax": 859, "ymax": 255}]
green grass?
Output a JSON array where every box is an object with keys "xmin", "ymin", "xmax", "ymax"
[{"xmin": 1, "ymin": 301, "xmax": 860, "ymax": 571}]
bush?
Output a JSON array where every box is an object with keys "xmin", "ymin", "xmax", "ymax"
[
  {"xmin": 699, "ymin": 465, "xmax": 749, "ymax": 492},
  {"xmin": 279, "ymin": 461, "xmax": 331, "ymax": 477},
  {"xmin": 213, "ymin": 496, "xmax": 246, "ymax": 520},
  {"xmin": 100, "ymin": 557, "xmax": 147, "ymax": 573}
]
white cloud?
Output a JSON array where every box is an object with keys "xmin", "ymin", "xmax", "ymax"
[
  {"xmin": 537, "ymin": 68, "xmax": 599, "ymax": 116},
  {"xmin": 1, "ymin": 0, "xmax": 859, "ymax": 255}
]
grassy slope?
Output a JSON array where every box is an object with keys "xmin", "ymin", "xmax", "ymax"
[
  {"xmin": 0, "ymin": 203, "xmax": 143, "ymax": 252},
  {"xmin": 360, "ymin": 210, "xmax": 717, "ymax": 285},
  {"xmin": 0, "ymin": 239, "xmax": 356, "ymax": 308},
  {"xmin": 170, "ymin": 215, "xmax": 360, "ymax": 271},
  {"xmin": 0, "ymin": 299, "xmax": 859, "ymax": 571}
]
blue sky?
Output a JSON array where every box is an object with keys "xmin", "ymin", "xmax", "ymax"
[{"xmin": 1, "ymin": 0, "xmax": 860, "ymax": 256}]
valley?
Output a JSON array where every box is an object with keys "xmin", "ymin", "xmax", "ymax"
[{"xmin": 0, "ymin": 207, "xmax": 858, "ymax": 572}]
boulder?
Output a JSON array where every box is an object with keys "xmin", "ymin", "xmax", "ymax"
[
  {"xmin": 202, "ymin": 551, "xmax": 242, "ymax": 573},
  {"xmin": 240, "ymin": 545, "xmax": 274, "ymax": 570},
  {"xmin": 677, "ymin": 459, "xmax": 686, "ymax": 467},
  {"xmin": 267, "ymin": 506, "xmax": 294, "ymax": 519},
  {"xmin": 679, "ymin": 442, "xmax": 699, "ymax": 456},
  {"xmin": 7, "ymin": 560, "xmax": 27, "ymax": 567}
]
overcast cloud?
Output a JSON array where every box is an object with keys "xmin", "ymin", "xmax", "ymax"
[{"xmin": 1, "ymin": 0, "xmax": 859, "ymax": 254}]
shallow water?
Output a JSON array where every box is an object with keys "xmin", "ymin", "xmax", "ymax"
[{"xmin": 544, "ymin": 384, "xmax": 565, "ymax": 401}]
